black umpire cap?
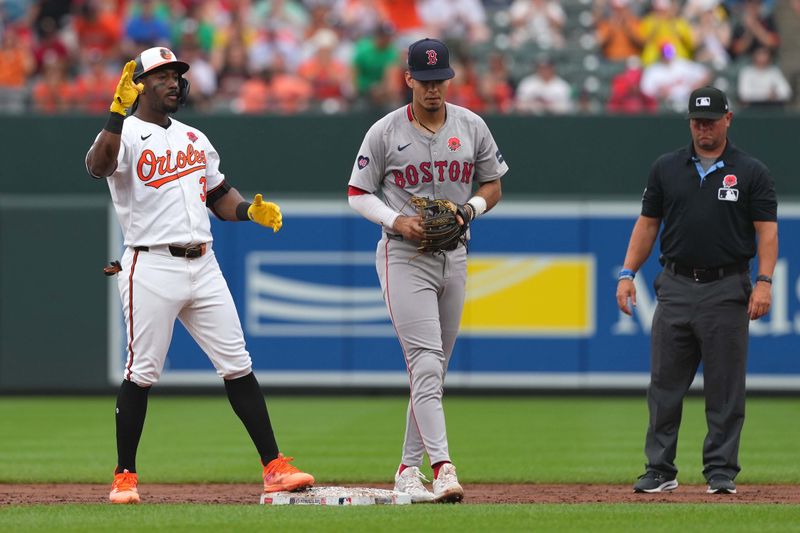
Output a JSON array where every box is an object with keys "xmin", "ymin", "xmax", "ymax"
[
  {"xmin": 687, "ymin": 86, "xmax": 729, "ymax": 119},
  {"xmin": 407, "ymin": 38, "xmax": 455, "ymax": 81}
]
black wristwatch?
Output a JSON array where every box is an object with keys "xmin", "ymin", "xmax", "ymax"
[{"xmin": 755, "ymin": 274, "xmax": 773, "ymax": 285}]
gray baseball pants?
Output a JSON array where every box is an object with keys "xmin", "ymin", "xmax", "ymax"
[
  {"xmin": 376, "ymin": 233, "xmax": 467, "ymax": 467},
  {"xmin": 645, "ymin": 267, "xmax": 752, "ymax": 481}
]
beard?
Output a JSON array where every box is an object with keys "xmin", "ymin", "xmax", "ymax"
[
  {"xmin": 162, "ymin": 99, "xmax": 179, "ymax": 114},
  {"xmin": 146, "ymin": 96, "xmax": 179, "ymax": 115}
]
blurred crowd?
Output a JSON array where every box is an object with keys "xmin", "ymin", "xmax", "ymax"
[{"xmin": 0, "ymin": 0, "xmax": 794, "ymax": 115}]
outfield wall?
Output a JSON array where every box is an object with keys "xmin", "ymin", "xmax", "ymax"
[
  {"xmin": 106, "ymin": 201, "xmax": 800, "ymax": 391},
  {"xmin": 1, "ymin": 114, "xmax": 800, "ymax": 198},
  {"xmin": 1, "ymin": 111, "xmax": 799, "ymax": 392},
  {"xmin": 3, "ymin": 197, "xmax": 797, "ymax": 392}
]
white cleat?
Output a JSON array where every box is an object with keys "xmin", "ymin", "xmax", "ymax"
[
  {"xmin": 432, "ymin": 463, "xmax": 464, "ymax": 503},
  {"xmin": 394, "ymin": 466, "xmax": 435, "ymax": 503}
]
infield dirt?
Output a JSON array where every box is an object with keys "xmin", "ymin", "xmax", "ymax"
[{"xmin": 2, "ymin": 484, "xmax": 799, "ymax": 505}]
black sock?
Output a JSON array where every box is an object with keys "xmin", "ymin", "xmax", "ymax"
[
  {"xmin": 225, "ymin": 372, "xmax": 279, "ymax": 465},
  {"xmin": 115, "ymin": 379, "xmax": 150, "ymax": 474}
]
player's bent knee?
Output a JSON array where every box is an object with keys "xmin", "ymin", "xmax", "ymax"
[
  {"xmin": 129, "ymin": 375, "xmax": 156, "ymax": 388},
  {"xmin": 220, "ymin": 367, "xmax": 253, "ymax": 381},
  {"xmin": 410, "ymin": 358, "xmax": 445, "ymax": 382}
]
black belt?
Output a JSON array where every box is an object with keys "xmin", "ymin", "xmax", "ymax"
[
  {"xmin": 666, "ymin": 261, "xmax": 748, "ymax": 283},
  {"xmin": 385, "ymin": 233, "xmax": 404, "ymax": 241},
  {"xmin": 134, "ymin": 244, "xmax": 207, "ymax": 259}
]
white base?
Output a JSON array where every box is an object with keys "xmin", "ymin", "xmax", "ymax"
[{"xmin": 259, "ymin": 486, "xmax": 412, "ymax": 506}]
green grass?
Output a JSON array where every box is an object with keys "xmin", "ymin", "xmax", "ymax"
[
  {"xmin": 0, "ymin": 396, "xmax": 798, "ymax": 485},
  {"xmin": 2, "ymin": 396, "xmax": 798, "ymax": 532},
  {"xmin": 1, "ymin": 504, "xmax": 798, "ymax": 532}
]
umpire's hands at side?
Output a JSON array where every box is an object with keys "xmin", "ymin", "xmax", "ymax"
[
  {"xmin": 748, "ymin": 282, "xmax": 772, "ymax": 320},
  {"xmin": 616, "ymin": 279, "xmax": 636, "ymax": 316}
]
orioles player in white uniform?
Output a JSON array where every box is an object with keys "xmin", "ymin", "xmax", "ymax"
[
  {"xmin": 348, "ymin": 38, "xmax": 508, "ymax": 503},
  {"xmin": 86, "ymin": 47, "xmax": 314, "ymax": 504}
]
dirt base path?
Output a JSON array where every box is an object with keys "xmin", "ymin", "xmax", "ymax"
[{"xmin": 2, "ymin": 483, "xmax": 799, "ymax": 505}]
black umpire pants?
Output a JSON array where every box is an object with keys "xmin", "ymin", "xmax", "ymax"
[{"xmin": 644, "ymin": 267, "xmax": 752, "ymax": 481}]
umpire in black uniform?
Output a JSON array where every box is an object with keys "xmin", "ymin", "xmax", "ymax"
[{"xmin": 616, "ymin": 86, "xmax": 778, "ymax": 495}]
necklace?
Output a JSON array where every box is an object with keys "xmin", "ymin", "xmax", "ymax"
[{"xmin": 411, "ymin": 104, "xmax": 445, "ymax": 135}]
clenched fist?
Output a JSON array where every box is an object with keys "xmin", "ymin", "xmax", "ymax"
[
  {"xmin": 110, "ymin": 61, "xmax": 144, "ymax": 116},
  {"xmin": 248, "ymin": 194, "xmax": 282, "ymax": 232}
]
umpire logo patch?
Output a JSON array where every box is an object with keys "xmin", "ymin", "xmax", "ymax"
[
  {"xmin": 718, "ymin": 188, "xmax": 739, "ymax": 202},
  {"xmin": 357, "ymin": 155, "xmax": 370, "ymax": 170}
]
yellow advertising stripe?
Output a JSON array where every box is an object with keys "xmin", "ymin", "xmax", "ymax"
[{"xmin": 461, "ymin": 256, "xmax": 594, "ymax": 334}]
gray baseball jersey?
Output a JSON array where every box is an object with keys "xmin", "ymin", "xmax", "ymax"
[
  {"xmin": 348, "ymin": 103, "xmax": 508, "ymax": 214},
  {"xmin": 348, "ymin": 102, "xmax": 508, "ymax": 475}
]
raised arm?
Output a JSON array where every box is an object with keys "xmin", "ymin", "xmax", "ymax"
[{"xmin": 86, "ymin": 61, "xmax": 143, "ymax": 178}]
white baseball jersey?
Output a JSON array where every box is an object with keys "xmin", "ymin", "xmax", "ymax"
[
  {"xmin": 348, "ymin": 103, "xmax": 508, "ymax": 212},
  {"xmin": 87, "ymin": 115, "xmax": 225, "ymax": 247},
  {"xmin": 87, "ymin": 115, "xmax": 251, "ymax": 386}
]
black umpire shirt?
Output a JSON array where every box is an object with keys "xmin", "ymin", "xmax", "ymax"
[{"xmin": 641, "ymin": 140, "xmax": 777, "ymax": 268}]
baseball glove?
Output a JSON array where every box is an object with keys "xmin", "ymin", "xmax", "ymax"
[{"xmin": 410, "ymin": 196, "xmax": 470, "ymax": 254}]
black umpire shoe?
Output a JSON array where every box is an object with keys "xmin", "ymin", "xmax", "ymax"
[
  {"xmin": 633, "ymin": 471, "xmax": 678, "ymax": 493},
  {"xmin": 706, "ymin": 475, "xmax": 737, "ymax": 494}
]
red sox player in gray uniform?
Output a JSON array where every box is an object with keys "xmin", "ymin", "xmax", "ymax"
[{"xmin": 348, "ymin": 38, "xmax": 508, "ymax": 503}]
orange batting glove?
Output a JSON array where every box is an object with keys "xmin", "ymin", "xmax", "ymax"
[{"xmin": 248, "ymin": 194, "xmax": 283, "ymax": 232}]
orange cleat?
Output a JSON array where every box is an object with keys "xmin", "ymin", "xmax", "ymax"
[
  {"xmin": 262, "ymin": 453, "xmax": 315, "ymax": 493},
  {"xmin": 109, "ymin": 469, "xmax": 140, "ymax": 504}
]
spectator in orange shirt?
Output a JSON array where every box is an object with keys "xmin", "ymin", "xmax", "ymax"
[
  {"xmin": 596, "ymin": 0, "xmax": 644, "ymax": 62},
  {"xmin": 0, "ymin": 27, "xmax": 34, "ymax": 89},
  {"xmin": 0, "ymin": 28, "xmax": 35, "ymax": 113},
  {"xmin": 298, "ymin": 29, "xmax": 353, "ymax": 112},
  {"xmin": 71, "ymin": 51, "xmax": 118, "ymax": 114},
  {"xmin": 72, "ymin": 0, "xmax": 122, "ymax": 59},
  {"xmin": 380, "ymin": 0, "xmax": 425, "ymax": 38},
  {"xmin": 269, "ymin": 55, "xmax": 312, "ymax": 114},
  {"xmin": 31, "ymin": 57, "xmax": 72, "ymax": 114},
  {"xmin": 237, "ymin": 68, "xmax": 272, "ymax": 114},
  {"xmin": 448, "ymin": 59, "xmax": 486, "ymax": 112}
]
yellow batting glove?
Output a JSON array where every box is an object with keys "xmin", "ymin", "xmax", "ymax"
[
  {"xmin": 110, "ymin": 61, "xmax": 144, "ymax": 116},
  {"xmin": 248, "ymin": 194, "xmax": 283, "ymax": 232}
]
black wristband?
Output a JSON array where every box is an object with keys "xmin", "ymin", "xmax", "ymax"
[
  {"xmin": 236, "ymin": 201, "xmax": 251, "ymax": 221},
  {"xmin": 756, "ymin": 274, "xmax": 772, "ymax": 284},
  {"xmin": 104, "ymin": 112, "xmax": 125, "ymax": 134}
]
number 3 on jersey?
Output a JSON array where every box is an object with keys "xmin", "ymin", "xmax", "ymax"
[{"xmin": 199, "ymin": 176, "xmax": 207, "ymax": 202}]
